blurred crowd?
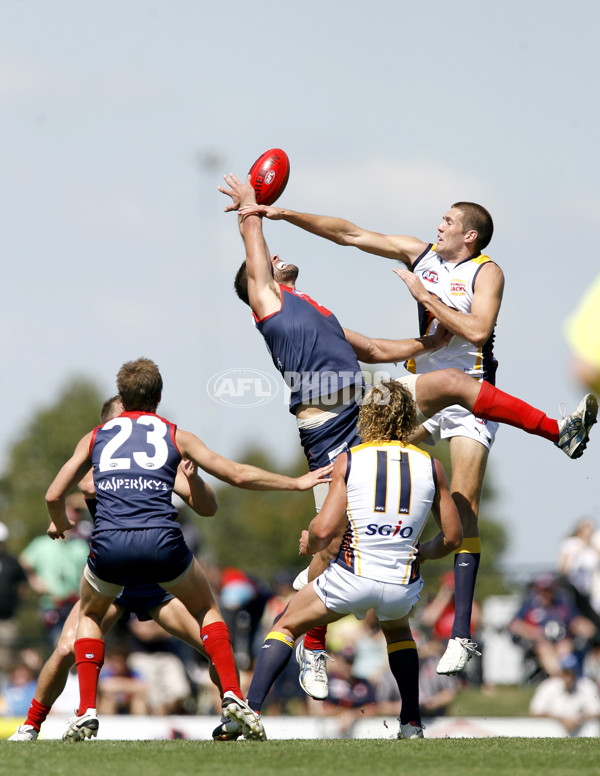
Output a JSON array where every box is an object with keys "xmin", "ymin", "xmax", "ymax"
[{"xmin": 2, "ymin": 505, "xmax": 600, "ymax": 737}]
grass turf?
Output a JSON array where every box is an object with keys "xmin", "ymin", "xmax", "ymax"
[{"xmin": 1, "ymin": 738, "xmax": 598, "ymax": 776}]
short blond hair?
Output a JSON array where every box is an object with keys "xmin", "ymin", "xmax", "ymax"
[{"xmin": 357, "ymin": 380, "xmax": 418, "ymax": 443}]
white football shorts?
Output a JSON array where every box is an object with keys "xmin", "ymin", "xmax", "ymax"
[
  {"xmin": 313, "ymin": 562, "xmax": 423, "ymax": 622},
  {"xmin": 422, "ymin": 403, "xmax": 498, "ymax": 451}
]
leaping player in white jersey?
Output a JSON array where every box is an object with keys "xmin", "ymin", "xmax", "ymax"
[
  {"xmin": 237, "ymin": 198, "xmax": 598, "ymax": 677},
  {"xmin": 220, "ymin": 379, "xmax": 463, "ymax": 741}
]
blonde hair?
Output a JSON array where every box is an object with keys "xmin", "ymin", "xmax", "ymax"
[{"xmin": 357, "ymin": 380, "xmax": 418, "ymax": 443}]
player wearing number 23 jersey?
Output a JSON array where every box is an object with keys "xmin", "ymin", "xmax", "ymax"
[
  {"xmin": 45, "ymin": 357, "xmax": 334, "ymax": 743},
  {"xmin": 90, "ymin": 411, "xmax": 181, "ymax": 531},
  {"xmin": 87, "ymin": 410, "xmax": 192, "ymax": 587}
]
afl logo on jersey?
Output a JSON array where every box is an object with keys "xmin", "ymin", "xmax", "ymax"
[
  {"xmin": 450, "ymin": 280, "xmax": 467, "ymax": 295},
  {"xmin": 422, "ymin": 270, "xmax": 438, "ymax": 284}
]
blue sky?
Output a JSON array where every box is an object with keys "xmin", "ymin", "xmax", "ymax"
[{"xmin": 2, "ymin": 0, "xmax": 599, "ymax": 568}]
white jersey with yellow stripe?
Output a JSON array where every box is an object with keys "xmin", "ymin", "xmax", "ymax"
[
  {"xmin": 405, "ymin": 244, "xmax": 498, "ymax": 383},
  {"xmin": 335, "ymin": 441, "xmax": 436, "ymax": 585}
]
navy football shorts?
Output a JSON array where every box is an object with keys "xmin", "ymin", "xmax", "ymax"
[
  {"xmin": 114, "ymin": 583, "xmax": 174, "ymax": 622},
  {"xmin": 299, "ymin": 400, "xmax": 361, "ymax": 470},
  {"xmin": 88, "ymin": 526, "xmax": 193, "ymax": 588}
]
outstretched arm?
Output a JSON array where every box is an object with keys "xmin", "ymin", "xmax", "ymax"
[
  {"xmin": 46, "ymin": 432, "xmax": 94, "ymax": 539},
  {"xmin": 238, "ymin": 203, "xmax": 428, "ymax": 266},
  {"xmin": 218, "ymin": 174, "xmax": 281, "ymax": 318},
  {"xmin": 176, "ymin": 429, "xmax": 332, "ymax": 492},
  {"xmin": 343, "ymin": 324, "xmax": 452, "ymax": 364},
  {"xmin": 394, "ymin": 262, "xmax": 504, "ymax": 347},
  {"xmin": 418, "ymin": 459, "xmax": 463, "ymax": 561}
]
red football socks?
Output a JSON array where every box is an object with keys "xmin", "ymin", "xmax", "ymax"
[
  {"xmin": 303, "ymin": 626, "xmax": 327, "ymax": 652},
  {"xmin": 473, "ymin": 381, "xmax": 559, "ymax": 442},
  {"xmin": 74, "ymin": 638, "xmax": 105, "ymax": 715},
  {"xmin": 201, "ymin": 621, "xmax": 241, "ymax": 698},
  {"xmin": 25, "ymin": 698, "xmax": 51, "ymax": 732}
]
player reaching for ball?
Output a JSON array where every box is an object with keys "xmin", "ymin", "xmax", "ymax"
[
  {"xmin": 236, "ymin": 194, "xmax": 597, "ymax": 677},
  {"xmin": 222, "ymin": 175, "xmax": 597, "ymax": 688}
]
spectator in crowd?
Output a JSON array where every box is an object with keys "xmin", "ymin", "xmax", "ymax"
[
  {"xmin": 126, "ymin": 617, "xmax": 192, "ymax": 716},
  {"xmin": 530, "ymin": 652, "xmax": 600, "ymax": 736},
  {"xmin": 582, "ymin": 636, "xmax": 600, "ymax": 686},
  {"xmin": 557, "ymin": 518, "xmax": 600, "ymax": 632},
  {"xmin": 350, "ymin": 609, "xmax": 390, "ymax": 689},
  {"xmin": 0, "ymin": 521, "xmax": 28, "ymax": 674},
  {"xmin": 417, "ymin": 638, "xmax": 460, "ymax": 717},
  {"xmin": 97, "ymin": 643, "xmax": 148, "ymax": 715},
  {"xmin": 19, "ymin": 496, "xmax": 90, "ymax": 647},
  {"xmin": 509, "ymin": 573, "xmax": 596, "ymax": 679},
  {"xmin": 317, "ymin": 645, "xmax": 377, "ymax": 737},
  {"xmin": 218, "ymin": 567, "xmax": 270, "ymax": 673},
  {"xmin": 0, "ymin": 659, "xmax": 39, "ymax": 717}
]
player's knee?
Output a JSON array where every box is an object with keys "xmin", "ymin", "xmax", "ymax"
[
  {"xmin": 55, "ymin": 637, "xmax": 76, "ymax": 664},
  {"xmin": 443, "ymin": 368, "xmax": 468, "ymax": 400}
]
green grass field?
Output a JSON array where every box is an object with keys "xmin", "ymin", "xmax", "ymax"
[{"xmin": 1, "ymin": 738, "xmax": 598, "ymax": 776}]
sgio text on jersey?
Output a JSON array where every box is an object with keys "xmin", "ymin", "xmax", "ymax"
[{"xmin": 365, "ymin": 521, "xmax": 414, "ymax": 538}]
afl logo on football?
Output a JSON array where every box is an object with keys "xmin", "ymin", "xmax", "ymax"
[
  {"xmin": 207, "ymin": 368, "xmax": 279, "ymax": 408},
  {"xmin": 265, "ymin": 171, "xmax": 276, "ymax": 185},
  {"xmin": 423, "ymin": 270, "xmax": 438, "ymax": 283}
]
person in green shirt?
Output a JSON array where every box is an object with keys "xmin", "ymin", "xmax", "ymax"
[{"xmin": 19, "ymin": 496, "xmax": 90, "ymax": 646}]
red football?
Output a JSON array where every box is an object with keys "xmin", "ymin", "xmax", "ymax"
[{"xmin": 248, "ymin": 148, "xmax": 290, "ymax": 206}]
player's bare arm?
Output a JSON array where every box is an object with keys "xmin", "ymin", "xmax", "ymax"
[
  {"xmin": 394, "ymin": 261, "xmax": 504, "ymax": 347},
  {"xmin": 343, "ymin": 323, "xmax": 452, "ymax": 364},
  {"xmin": 240, "ymin": 213, "xmax": 283, "ymax": 319},
  {"xmin": 238, "ymin": 204, "xmax": 427, "ymax": 266},
  {"xmin": 304, "ymin": 454, "xmax": 349, "ymax": 554},
  {"xmin": 174, "ymin": 459, "xmax": 218, "ymax": 516},
  {"xmin": 418, "ymin": 459, "xmax": 462, "ymax": 561},
  {"xmin": 77, "ymin": 469, "xmax": 94, "ymax": 500},
  {"xmin": 219, "ymin": 174, "xmax": 281, "ymax": 318},
  {"xmin": 176, "ymin": 429, "xmax": 332, "ymax": 492},
  {"xmin": 46, "ymin": 432, "xmax": 94, "ymax": 539}
]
